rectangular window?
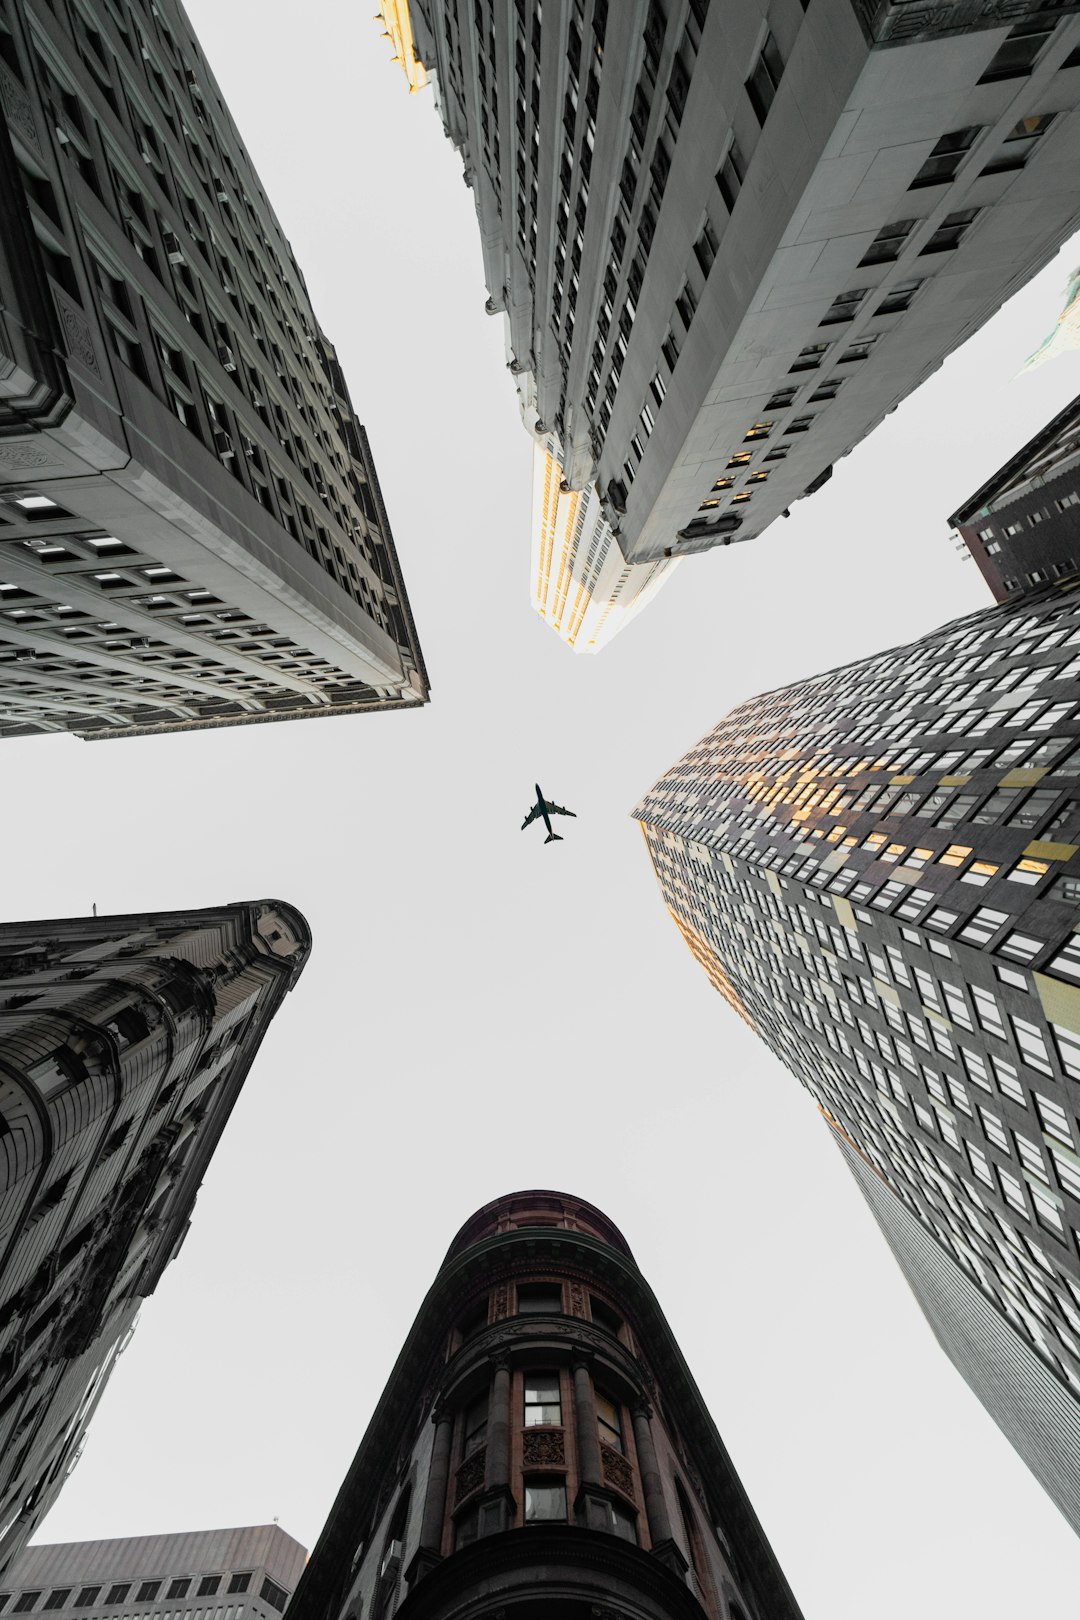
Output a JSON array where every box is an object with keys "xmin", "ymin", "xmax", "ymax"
[
  {"xmin": 958, "ymin": 907, "xmax": 1010, "ymax": 946},
  {"xmin": 910, "ymin": 126, "xmax": 982, "ymax": 188},
  {"xmin": 524, "ymin": 1480, "xmax": 567, "ymax": 1522},
  {"xmin": 259, "ymin": 1582, "xmax": 288, "ymax": 1613},
  {"xmin": 717, "ymin": 139, "xmax": 745, "ymax": 212},
  {"xmin": 859, "ymin": 219, "xmax": 916, "ymax": 267},
  {"xmin": 226, "ymin": 1577, "xmax": 251, "ymax": 1597},
  {"xmin": 920, "ymin": 209, "xmax": 979, "ymax": 254},
  {"xmin": 136, "ymin": 1584, "xmax": 161, "ymax": 1603},
  {"xmin": 43, "ymin": 1599, "xmax": 71, "ymax": 1614},
  {"xmin": 1012, "ymin": 1015, "xmax": 1053, "ymax": 1074},
  {"xmin": 14, "ymin": 1599, "xmax": 41, "ymax": 1614},
  {"xmin": 979, "ymin": 21, "xmax": 1055, "ymax": 83},
  {"xmin": 790, "ymin": 342, "xmax": 829, "ymax": 372},
  {"xmin": 197, "ymin": 1580, "xmax": 220, "ymax": 1599},
  {"xmin": 75, "ymin": 1593, "xmax": 102, "ymax": 1609},
  {"xmin": 517, "ymin": 1283, "xmax": 562, "ymax": 1314},
  {"xmin": 166, "ymin": 1583, "xmax": 190, "ymax": 1601},
  {"xmin": 983, "ymin": 112, "xmax": 1056, "ymax": 174},
  {"xmin": 820, "ymin": 287, "xmax": 867, "ymax": 325},
  {"xmin": 876, "ymin": 278, "xmax": 923, "ymax": 316},
  {"xmin": 463, "ymin": 1393, "xmax": 488, "ymax": 1454},
  {"xmin": 596, "ymin": 1391, "xmax": 623, "ymax": 1451},
  {"xmin": 746, "ymin": 32, "xmax": 784, "ymax": 125},
  {"xmin": 524, "ymin": 1371, "xmax": 562, "ymax": 1426},
  {"xmin": 105, "ymin": 1588, "xmax": 130, "ymax": 1606}
]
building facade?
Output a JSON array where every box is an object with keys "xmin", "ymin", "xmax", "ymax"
[
  {"xmin": 952, "ymin": 390, "xmax": 1080, "ymax": 601},
  {"xmin": 288, "ymin": 1190, "xmax": 804, "ymax": 1620},
  {"xmin": 635, "ymin": 578, "xmax": 1080, "ymax": 1535},
  {"xmin": 1, "ymin": 1525, "xmax": 307, "ymax": 1620},
  {"xmin": 387, "ymin": 0, "xmax": 1080, "ymax": 645},
  {"xmin": 0, "ymin": 0, "xmax": 428, "ymax": 740},
  {"xmin": 0, "ymin": 902, "xmax": 310, "ymax": 1569}
]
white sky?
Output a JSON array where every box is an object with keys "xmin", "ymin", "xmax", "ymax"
[{"xmin": 18, "ymin": 4, "xmax": 1080, "ymax": 1614}]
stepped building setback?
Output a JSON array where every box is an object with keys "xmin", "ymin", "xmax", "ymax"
[
  {"xmin": 289, "ymin": 1189, "xmax": 804, "ymax": 1620},
  {"xmin": 1, "ymin": 1525, "xmax": 308, "ymax": 1620},
  {"xmin": 0, "ymin": 903, "xmax": 310, "ymax": 1570},
  {"xmin": 384, "ymin": 0, "xmax": 1080, "ymax": 647},
  {"xmin": 636, "ymin": 579, "xmax": 1080, "ymax": 1536},
  {"xmin": 0, "ymin": 0, "xmax": 428, "ymax": 739}
]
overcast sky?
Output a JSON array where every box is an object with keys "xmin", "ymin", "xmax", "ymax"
[{"xmin": 15, "ymin": 4, "xmax": 1080, "ymax": 1615}]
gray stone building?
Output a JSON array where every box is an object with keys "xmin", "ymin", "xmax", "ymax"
[
  {"xmin": 0, "ymin": 903, "xmax": 310, "ymax": 1570},
  {"xmin": 0, "ymin": 0, "xmax": 428, "ymax": 740},
  {"xmin": 952, "ymin": 389, "xmax": 1080, "ymax": 601},
  {"xmin": 388, "ymin": 0, "xmax": 1080, "ymax": 643},
  {"xmin": 289, "ymin": 1189, "xmax": 804, "ymax": 1620},
  {"xmin": 1, "ymin": 1526, "xmax": 307, "ymax": 1620},
  {"xmin": 636, "ymin": 577, "xmax": 1080, "ymax": 1535}
]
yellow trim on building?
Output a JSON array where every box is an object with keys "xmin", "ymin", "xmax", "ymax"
[
  {"xmin": 1034, "ymin": 971, "xmax": 1080, "ymax": 1034},
  {"xmin": 1000, "ymin": 767, "xmax": 1048, "ymax": 787},
  {"xmin": 377, "ymin": 1, "xmax": 429, "ymax": 92},
  {"xmin": 1024, "ymin": 839, "xmax": 1078, "ymax": 862}
]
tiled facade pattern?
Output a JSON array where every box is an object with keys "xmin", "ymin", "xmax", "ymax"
[
  {"xmin": 390, "ymin": 0, "xmax": 1080, "ymax": 646},
  {"xmin": 635, "ymin": 579, "xmax": 1080, "ymax": 1533},
  {"xmin": 0, "ymin": 0, "xmax": 427, "ymax": 739},
  {"xmin": 952, "ymin": 390, "xmax": 1080, "ymax": 603},
  {"xmin": 0, "ymin": 905, "xmax": 310, "ymax": 1568},
  {"xmin": 290, "ymin": 1191, "xmax": 803, "ymax": 1620},
  {"xmin": 2, "ymin": 1525, "xmax": 307, "ymax": 1620}
]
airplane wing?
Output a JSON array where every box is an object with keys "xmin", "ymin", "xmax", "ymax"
[
  {"xmin": 543, "ymin": 800, "xmax": 577, "ymax": 819},
  {"xmin": 521, "ymin": 803, "xmax": 543, "ymax": 831}
]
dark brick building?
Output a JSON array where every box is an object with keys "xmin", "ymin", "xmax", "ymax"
[
  {"xmin": 0, "ymin": 902, "xmax": 310, "ymax": 1569},
  {"xmin": 289, "ymin": 1190, "xmax": 804, "ymax": 1620}
]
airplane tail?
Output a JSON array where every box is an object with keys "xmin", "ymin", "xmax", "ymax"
[{"xmin": 544, "ymin": 832, "xmax": 564, "ymax": 845}]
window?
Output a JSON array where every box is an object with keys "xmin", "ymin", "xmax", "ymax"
[
  {"xmin": 859, "ymin": 219, "xmax": 916, "ymax": 266},
  {"xmin": 524, "ymin": 1480, "xmax": 567, "ymax": 1522},
  {"xmin": 74, "ymin": 1593, "xmax": 100, "ymax": 1610},
  {"xmin": 524, "ymin": 1371, "xmax": 562, "ymax": 1426},
  {"xmin": 601, "ymin": 1498, "xmax": 638, "ymax": 1542},
  {"xmin": 717, "ymin": 139, "xmax": 745, "ymax": 212},
  {"xmin": 983, "ymin": 113, "xmax": 1056, "ymax": 174},
  {"xmin": 166, "ymin": 1581, "xmax": 190, "ymax": 1600},
  {"xmin": 197, "ymin": 1578, "xmax": 220, "ymax": 1598},
  {"xmin": 517, "ymin": 1283, "xmax": 562, "ymax": 1314},
  {"xmin": 910, "ymin": 126, "xmax": 981, "ymax": 188},
  {"xmin": 746, "ymin": 32, "xmax": 784, "ymax": 124},
  {"xmin": 14, "ymin": 1598, "xmax": 41, "ymax": 1614},
  {"xmin": 260, "ymin": 1581, "xmax": 288, "ymax": 1613},
  {"xmin": 820, "ymin": 287, "xmax": 867, "ymax": 325},
  {"xmin": 589, "ymin": 1296, "xmax": 622, "ymax": 1335},
  {"xmin": 809, "ymin": 378, "xmax": 842, "ymax": 402},
  {"xmin": 105, "ymin": 1588, "xmax": 130, "ymax": 1606},
  {"xmin": 463, "ymin": 1393, "xmax": 488, "ymax": 1455},
  {"xmin": 43, "ymin": 1598, "xmax": 71, "ymax": 1613},
  {"xmin": 876, "ymin": 278, "xmax": 923, "ymax": 316},
  {"xmin": 1049, "ymin": 934, "xmax": 1080, "ymax": 986},
  {"xmin": 790, "ymin": 342, "xmax": 828, "ymax": 372},
  {"xmin": 839, "ymin": 337, "xmax": 879, "ymax": 363},
  {"xmin": 979, "ymin": 20, "xmax": 1055, "ymax": 82},
  {"xmin": 920, "ymin": 209, "xmax": 979, "ymax": 254},
  {"xmin": 1012, "ymin": 1014, "xmax": 1053, "ymax": 1074},
  {"xmin": 596, "ymin": 1391, "xmax": 624, "ymax": 1451},
  {"xmin": 226, "ymin": 1576, "xmax": 251, "ymax": 1596}
]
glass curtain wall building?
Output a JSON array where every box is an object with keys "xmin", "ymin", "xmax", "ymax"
[
  {"xmin": 636, "ymin": 579, "xmax": 1080, "ymax": 1535},
  {"xmin": 383, "ymin": 0, "xmax": 1080, "ymax": 647},
  {"xmin": 0, "ymin": 0, "xmax": 428, "ymax": 739}
]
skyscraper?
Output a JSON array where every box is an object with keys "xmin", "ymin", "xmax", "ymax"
[
  {"xmin": 1, "ymin": 1524, "xmax": 308, "ymax": 1620},
  {"xmin": 0, "ymin": 0, "xmax": 428, "ymax": 740},
  {"xmin": 288, "ymin": 1189, "xmax": 804, "ymax": 1620},
  {"xmin": 0, "ymin": 901, "xmax": 310, "ymax": 1570},
  {"xmin": 384, "ymin": 0, "xmax": 1080, "ymax": 646},
  {"xmin": 635, "ymin": 579, "xmax": 1080, "ymax": 1535},
  {"xmin": 951, "ymin": 390, "xmax": 1080, "ymax": 602}
]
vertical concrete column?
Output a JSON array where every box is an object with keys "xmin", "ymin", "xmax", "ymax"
[
  {"xmin": 572, "ymin": 1357, "xmax": 603, "ymax": 1486},
  {"xmin": 406, "ymin": 1405, "xmax": 453, "ymax": 1584},
  {"xmin": 632, "ymin": 1399, "xmax": 675, "ymax": 1546},
  {"xmin": 485, "ymin": 1354, "xmax": 513, "ymax": 1490}
]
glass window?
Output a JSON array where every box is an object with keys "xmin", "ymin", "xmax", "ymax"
[
  {"xmin": 517, "ymin": 1283, "xmax": 562, "ymax": 1315},
  {"xmin": 463, "ymin": 1393, "xmax": 488, "ymax": 1455},
  {"xmin": 596, "ymin": 1391, "xmax": 623, "ymax": 1451},
  {"xmin": 14, "ymin": 1598, "xmax": 41, "ymax": 1614},
  {"xmin": 524, "ymin": 1372, "xmax": 562, "ymax": 1426},
  {"xmin": 43, "ymin": 1598, "xmax": 71, "ymax": 1614},
  {"xmin": 225, "ymin": 1580, "xmax": 249, "ymax": 1598},
  {"xmin": 197, "ymin": 1581, "xmax": 220, "ymax": 1599},
  {"xmin": 259, "ymin": 1582, "xmax": 287, "ymax": 1613},
  {"xmin": 604, "ymin": 1499, "xmax": 638, "ymax": 1543},
  {"xmin": 589, "ymin": 1296, "xmax": 622, "ymax": 1336},
  {"xmin": 524, "ymin": 1480, "xmax": 567, "ymax": 1522},
  {"xmin": 910, "ymin": 126, "xmax": 982, "ymax": 188},
  {"xmin": 106, "ymin": 1589, "xmax": 130, "ymax": 1607},
  {"xmin": 167, "ymin": 1584, "xmax": 190, "ymax": 1602},
  {"xmin": 75, "ymin": 1593, "xmax": 102, "ymax": 1609}
]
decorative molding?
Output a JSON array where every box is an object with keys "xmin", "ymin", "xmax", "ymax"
[
  {"xmin": 850, "ymin": 0, "xmax": 1067, "ymax": 43},
  {"xmin": 52, "ymin": 290, "xmax": 99, "ymax": 376},
  {"xmin": 0, "ymin": 442, "xmax": 50, "ymax": 468},
  {"xmin": 492, "ymin": 1282, "xmax": 508, "ymax": 1320},
  {"xmin": 522, "ymin": 1427, "xmax": 566, "ymax": 1467},
  {"xmin": 454, "ymin": 1448, "xmax": 485, "ymax": 1503},
  {"xmin": 0, "ymin": 62, "xmax": 41, "ymax": 152},
  {"xmin": 568, "ymin": 1280, "xmax": 586, "ymax": 1318},
  {"xmin": 600, "ymin": 1444, "xmax": 634, "ymax": 1500}
]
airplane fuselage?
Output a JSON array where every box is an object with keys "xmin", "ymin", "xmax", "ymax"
[{"xmin": 535, "ymin": 784, "xmax": 553, "ymax": 838}]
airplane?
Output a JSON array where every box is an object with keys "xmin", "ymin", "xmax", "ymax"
[{"xmin": 521, "ymin": 784, "xmax": 577, "ymax": 844}]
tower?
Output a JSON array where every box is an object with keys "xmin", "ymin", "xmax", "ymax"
[
  {"xmin": 0, "ymin": 901, "xmax": 310, "ymax": 1568},
  {"xmin": 0, "ymin": 0, "xmax": 428, "ymax": 739},
  {"xmin": 289, "ymin": 1190, "xmax": 803, "ymax": 1620},
  {"xmin": 636, "ymin": 577, "xmax": 1080, "ymax": 1534},
  {"xmin": 383, "ymin": 0, "xmax": 1080, "ymax": 645}
]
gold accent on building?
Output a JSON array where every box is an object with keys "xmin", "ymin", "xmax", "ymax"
[
  {"xmin": 1025, "ymin": 839, "xmax": 1078, "ymax": 862},
  {"xmin": 831, "ymin": 895, "xmax": 857, "ymax": 932},
  {"xmin": 1034, "ymin": 971, "xmax": 1080, "ymax": 1034},
  {"xmin": 666, "ymin": 907, "xmax": 759, "ymax": 1031},
  {"xmin": 376, "ymin": 1, "xmax": 429, "ymax": 92},
  {"xmin": 890, "ymin": 774, "xmax": 915, "ymax": 785},
  {"xmin": 1000, "ymin": 767, "xmax": 1048, "ymax": 787},
  {"xmin": 938, "ymin": 774, "xmax": 970, "ymax": 787}
]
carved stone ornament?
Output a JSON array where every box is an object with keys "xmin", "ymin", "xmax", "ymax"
[
  {"xmin": 601, "ymin": 1443, "xmax": 634, "ymax": 1500},
  {"xmin": 492, "ymin": 1283, "xmax": 508, "ymax": 1320},
  {"xmin": 568, "ymin": 1280, "xmax": 586, "ymax": 1317},
  {"xmin": 52, "ymin": 290, "xmax": 100, "ymax": 376},
  {"xmin": 0, "ymin": 61, "xmax": 40, "ymax": 151},
  {"xmin": 454, "ymin": 1448, "xmax": 485, "ymax": 1503},
  {"xmin": 0, "ymin": 443, "xmax": 50, "ymax": 468},
  {"xmin": 521, "ymin": 1427, "xmax": 566, "ymax": 1467}
]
